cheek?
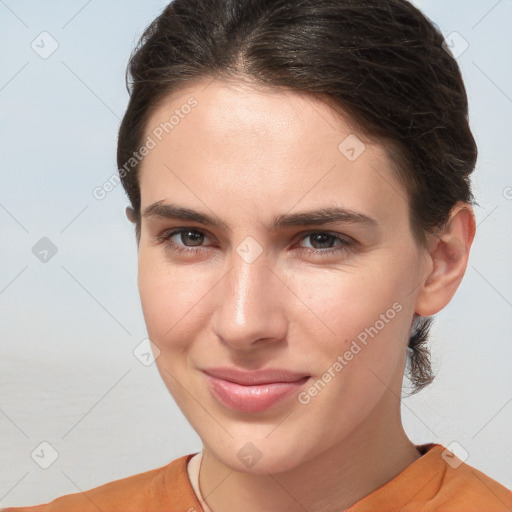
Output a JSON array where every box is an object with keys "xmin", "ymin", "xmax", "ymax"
[
  {"xmin": 292, "ymin": 272, "xmax": 409, "ymax": 428},
  {"xmin": 137, "ymin": 256, "xmax": 213, "ymax": 349},
  {"xmin": 297, "ymin": 264, "xmax": 404, "ymax": 333},
  {"xmin": 294, "ymin": 266, "xmax": 409, "ymax": 376}
]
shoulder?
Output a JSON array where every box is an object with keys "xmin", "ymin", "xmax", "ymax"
[
  {"xmin": 402, "ymin": 443, "xmax": 512, "ymax": 511},
  {"xmin": 349, "ymin": 443, "xmax": 512, "ymax": 511},
  {"xmin": 430, "ymin": 447, "xmax": 512, "ymax": 510},
  {"xmin": 1, "ymin": 454, "xmax": 196, "ymax": 512}
]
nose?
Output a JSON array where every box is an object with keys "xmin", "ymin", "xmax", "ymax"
[{"xmin": 211, "ymin": 247, "xmax": 288, "ymax": 353}]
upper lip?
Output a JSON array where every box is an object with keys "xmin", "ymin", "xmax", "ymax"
[{"xmin": 202, "ymin": 367, "xmax": 310, "ymax": 385}]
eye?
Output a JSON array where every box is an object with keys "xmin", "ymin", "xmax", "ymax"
[
  {"xmin": 296, "ymin": 231, "xmax": 354, "ymax": 256},
  {"xmin": 155, "ymin": 228, "xmax": 354, "ymax": 257},
  {"xmin": 155, "ymin": 228, "xmax": 214, "ymax": 254}
]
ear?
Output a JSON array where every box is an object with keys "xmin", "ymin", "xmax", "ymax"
[
  {"xmin": 125, "ymin": 206, "xmax": 141, "ymax": 247},
  {"xmin": 125, "ymin": 206, "xmax": 136, "ymax": 223},
  {"xmin": 414, "ymin": 202, "xmax": 476, "ymax": 317}
]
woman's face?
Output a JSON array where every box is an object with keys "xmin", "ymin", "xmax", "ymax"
[{"xmin": 136, "ymin": 79, "xmax": 430, "ymax": 473}]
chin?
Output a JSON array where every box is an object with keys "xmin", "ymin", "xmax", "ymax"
[{"xmin": 205, "ymin": 436, "xmax": 311, "ymax": 476}]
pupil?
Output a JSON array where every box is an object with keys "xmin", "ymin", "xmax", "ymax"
[
  {"xmin": 184, "ymin": 230, "xmax": 203, "ymax": 246},
  {"xmin": 312, "ymin": 234, "xmax": 332, "ymax": 248}
]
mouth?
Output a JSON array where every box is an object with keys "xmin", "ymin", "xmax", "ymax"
[{"xmin": 202, "ymin": 367, "xmax": 311, "ymax": 413}]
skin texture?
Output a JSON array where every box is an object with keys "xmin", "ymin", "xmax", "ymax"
[{"xmin": 129, "ymin": 78, "xmax": 476, "ymax": 512}]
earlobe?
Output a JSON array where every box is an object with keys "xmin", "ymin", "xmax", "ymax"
[{"xmin": 414, "ymin": 203, "xmax": 476, "ymax": 317}]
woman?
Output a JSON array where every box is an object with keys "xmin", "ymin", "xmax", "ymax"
[{"xmin": 5, "ymin": 0, "xmax": 511, "ymax": 510}]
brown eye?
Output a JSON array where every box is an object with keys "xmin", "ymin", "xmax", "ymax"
[
  {"xmin": 173, "ymin": 229, "xmax": 205, "ymax": 246},
  {"xmin": 156, "ymin": 228, "xmax": 212, "ymax": 253},
  {"xmin": 297, "ymin": 231, "xmax": 354, "ymax": 256}
]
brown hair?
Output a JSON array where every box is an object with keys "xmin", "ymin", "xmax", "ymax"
[{"xmin": 117, "ymin": 0, "xmax": 477, "ymax": 394}]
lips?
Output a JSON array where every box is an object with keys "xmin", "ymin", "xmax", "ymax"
[{"xmin": 202, "ymin": 367, "xmax": 310, "ymax": 413}]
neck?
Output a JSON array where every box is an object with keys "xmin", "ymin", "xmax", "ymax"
[{"xmin": 197, "ymin": 396, "xmax": 421, "ymax": 512}]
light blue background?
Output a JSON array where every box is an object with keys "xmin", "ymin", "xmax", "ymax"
[{"xmin": 1, "ymin": 0, "xmax": 511, "ymax": 506}]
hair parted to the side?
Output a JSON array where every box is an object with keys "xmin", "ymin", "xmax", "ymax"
[{"xmin": 117, "ymin": 0, "xmax": 477, "ymax": 394}]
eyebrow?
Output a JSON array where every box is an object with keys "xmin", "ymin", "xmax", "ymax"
[{"xmin": 142, "ymin": 200, "xmax": 379, "ymax": 230}]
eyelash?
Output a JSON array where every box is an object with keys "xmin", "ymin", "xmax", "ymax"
[{"xmin": 155, "ymin": 228, "xmax": 354, "ymax": 257}]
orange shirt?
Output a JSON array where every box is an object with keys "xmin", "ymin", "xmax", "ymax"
[{"xmin": 2, "ymin": 443, "xmax": 511, "ymax": 511}]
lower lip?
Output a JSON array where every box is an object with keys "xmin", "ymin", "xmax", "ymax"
[{"xmin": 204, "ymin": 374, "xmax": 310, "ymax": 413}]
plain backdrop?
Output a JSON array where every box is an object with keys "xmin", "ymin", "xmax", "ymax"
[{"xmin": 1, "ymin": 0, "xmax": 511, "ymax": 507}]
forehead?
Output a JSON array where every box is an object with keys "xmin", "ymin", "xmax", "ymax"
[
  {"xmin": 138, "ymin": 79, "xmax": 409, "ymax": 227},
  {"xmin": 144, "ymin": 78, "xmax": 364, "ymax": 155}
]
